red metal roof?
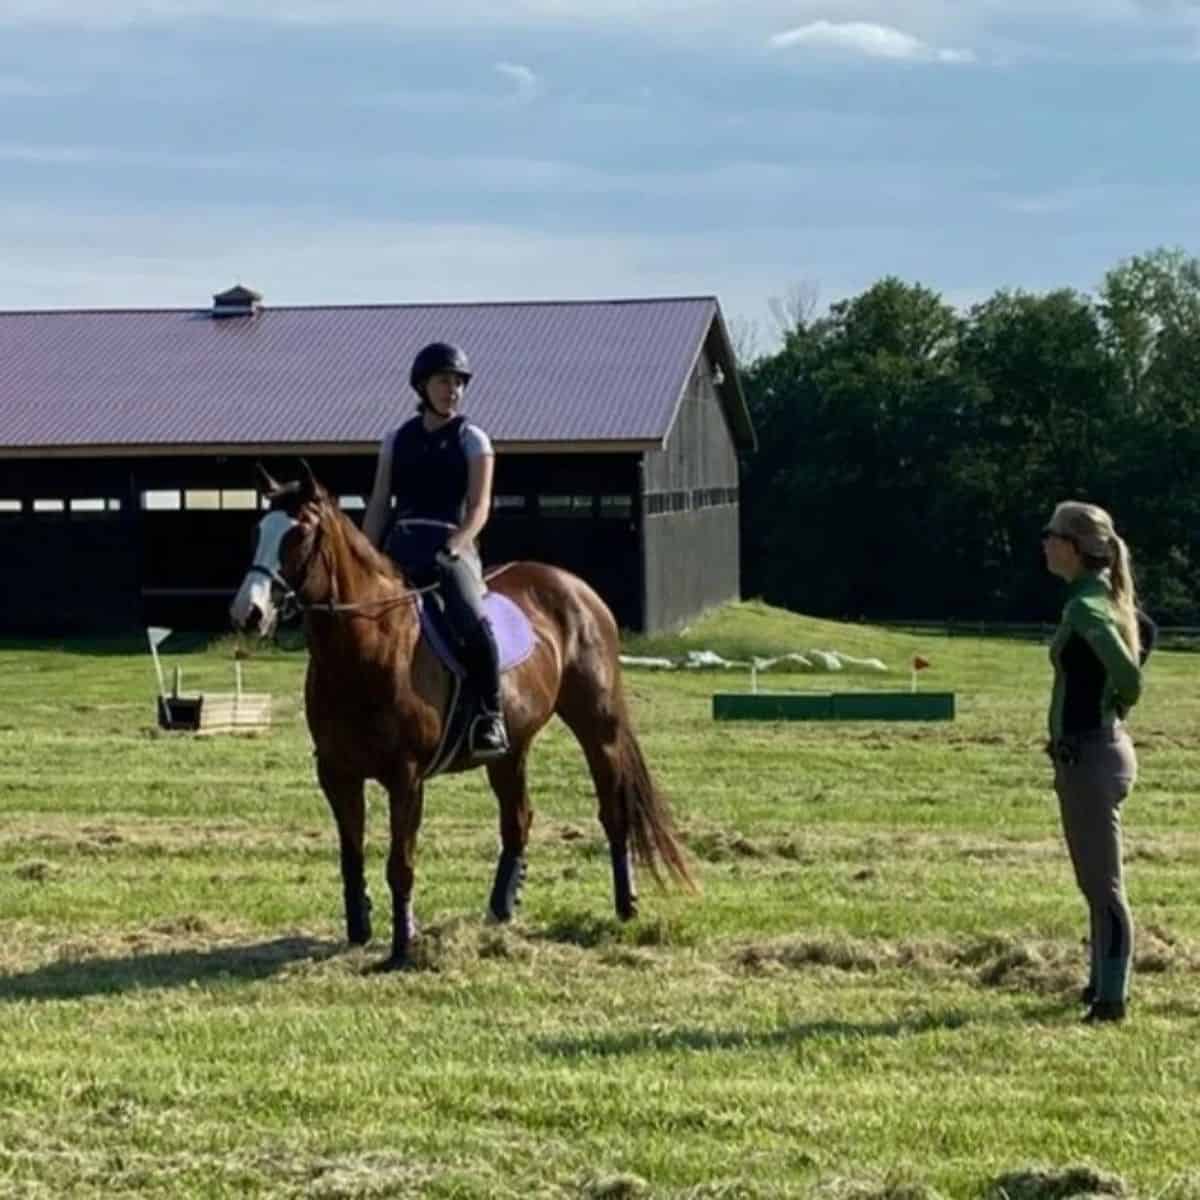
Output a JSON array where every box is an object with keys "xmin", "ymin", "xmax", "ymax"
[{"xmin": 0, "ymin": 297, "xmax": 750, "ymax": 454}]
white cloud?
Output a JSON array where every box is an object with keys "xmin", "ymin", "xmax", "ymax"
[
  {"xmin": 769, "ymin": 20, "xmax": 975, "ymax": 62},
  {"xmin": 494, "ymin": 62, "xmax": 540, "ymax": 103}
]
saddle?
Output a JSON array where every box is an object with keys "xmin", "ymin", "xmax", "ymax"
[{"xmin": 417, "ymin": 590, "xmax": 535, "ymax": 778}]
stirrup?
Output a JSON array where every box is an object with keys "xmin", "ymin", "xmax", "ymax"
[{"xmin": 470, "ymin": 714, "xmax": 509, "ymax": 760}]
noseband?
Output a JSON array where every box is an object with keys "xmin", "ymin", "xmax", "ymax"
[{"xmin": 245, "ymin": 561, "xmax": 308, "ymax": 622}]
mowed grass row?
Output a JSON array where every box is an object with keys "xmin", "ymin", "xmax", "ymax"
[{"xmin": 0, "ymin": 603, "xmax": 1199, "ymax": 1199}]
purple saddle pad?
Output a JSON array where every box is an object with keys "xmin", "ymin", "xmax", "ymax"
[{"xmin": 418, "ymin": 591, "xmax": 536, "ymax": 677}]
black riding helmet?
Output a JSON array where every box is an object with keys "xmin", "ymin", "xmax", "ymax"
[{"xmin": 409, "ymin": 342, "xmax": 472, "ymax": 394}]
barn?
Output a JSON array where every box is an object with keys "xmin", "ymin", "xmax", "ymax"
[{"xmin": 0, "ymin": 287, "xmax": 754, "ymax": 636}]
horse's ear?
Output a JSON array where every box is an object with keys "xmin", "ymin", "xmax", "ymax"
[
  {"xmin": 256, "ymin": 462, "xmax": 281, "ymax": 496},
  {"xmin": 297, "ymin": 458, "xmax": 320, "ymax": 503}
]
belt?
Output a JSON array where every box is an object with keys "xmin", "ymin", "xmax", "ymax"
[{"xmin": 1045, "ymin": 723, "xmax": 1125, "ymax": 766}]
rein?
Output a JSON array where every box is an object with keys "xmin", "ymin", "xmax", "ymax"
[
  {"xmin": 247, "ymin": 562, "xmax": 436, "ymax": 622},
  {"xmin": 251, "ymin": 516, "xmax": 516, "ymax": 623}
]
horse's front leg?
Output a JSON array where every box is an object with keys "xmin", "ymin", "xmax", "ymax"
[
  {"xmin": 485, "ymin": 750, "xmax": 533, "ymax": 922},
  {"xmin": 316, "ymin": 759, "xmax": 373, "ymax": 946},
  {"xmin": 380, "ymin": 774, "xmax": 424, "ymax": 969}
]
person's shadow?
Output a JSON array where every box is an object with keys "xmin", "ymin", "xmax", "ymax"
[{"xmin": 0, "ymin": 936, "xmax": 336, "ymax": 1002}]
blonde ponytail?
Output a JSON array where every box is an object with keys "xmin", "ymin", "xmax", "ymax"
[{"xmin": 1108, "ymin": 533, "xmax": 1140, "ymax": 661}]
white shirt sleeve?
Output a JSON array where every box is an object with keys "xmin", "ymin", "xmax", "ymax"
[{"xmin": 462, "ymin": 424, "xmax": 494, "ymax": 459}]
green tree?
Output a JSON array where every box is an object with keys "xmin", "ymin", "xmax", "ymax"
[
  {"xmin": 741, "ymin": 278, "xmax": 966, "ymax": 618},
  {"xmin": 1098, "ymin": 248, "xmax": 1200, "ymax": 619}
]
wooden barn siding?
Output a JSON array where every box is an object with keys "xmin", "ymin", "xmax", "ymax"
[
  {"xmin": 639, "ymin": 356, "xmax": 741, "ymax": 631},
  {"xmin": 642, "ymin": 506, "xmax": 739, "ymax": 631},
  {"xmin": 641, "ymin": 355, "xmax": 739, "ymax": 494}
]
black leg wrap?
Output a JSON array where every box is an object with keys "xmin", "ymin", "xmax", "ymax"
[
  {"xmin": 346, "ymin": 889, "xmax": 373, "ymax": 946},
  {"xmin": 488, "ymin": 849, "xmax": 526, "ymax": 922},
  {"xmin": 612, "ymin": 845, "xmax": 638, "ymax": 921}
]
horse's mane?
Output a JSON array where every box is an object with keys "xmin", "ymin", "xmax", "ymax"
[{"xmin": 320, "ymin": 495, "xmax": 409, "ymax": 588}]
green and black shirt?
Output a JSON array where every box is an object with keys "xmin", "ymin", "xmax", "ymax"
[{"xmin": 1048, "ymin": 572, "xmax": 1143, "ymax": 740}]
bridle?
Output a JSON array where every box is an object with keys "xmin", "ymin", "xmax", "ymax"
[{"xmin": 248, "ymin": 505, "xmax": 438, "ymax": 623}]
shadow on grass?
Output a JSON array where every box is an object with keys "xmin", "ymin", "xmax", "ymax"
[
  {"xmin": 0, "ymin": 935, "xmax": 337, "ymax": 1001},
  {"xmin": 536, "ymin": 1009, "xmax": 973, "ymax": 1058}
]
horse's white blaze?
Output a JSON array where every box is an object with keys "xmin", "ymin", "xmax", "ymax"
[{"xmin": 229, "ymin": 510, "xmax": 298, "ymax": 632}]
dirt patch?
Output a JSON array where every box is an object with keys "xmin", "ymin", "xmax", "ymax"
[
  {"xmin": 582, "ymin": 1173, "xmax": 649, "ymax": 1198},
  {"xmin": 984, "ymin": 1165, "xmax": 1127, "ymax": 1200}
]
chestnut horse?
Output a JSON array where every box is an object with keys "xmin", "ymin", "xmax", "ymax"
[{"xmin": 229, "ymin": 466, "xmax": 695, "ymax": 969}]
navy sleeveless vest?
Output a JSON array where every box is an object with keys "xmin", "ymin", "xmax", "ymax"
[{"xmin": 389, "ymin": 414, "xmax": 470, "ymax": 527}]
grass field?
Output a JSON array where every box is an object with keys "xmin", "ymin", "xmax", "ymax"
[{"xmin": 1, "ymin": 601, "xmax": 1198, "ymax": 1199}]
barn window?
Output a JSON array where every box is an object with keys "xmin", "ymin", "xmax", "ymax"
[
  {"xmin": 69, "ymin": 498, "xmax": 121, "ymax": 519},
  {"xmin": 33, "ymin": 498, "xmax": 65, "ymax": 513},
  {"xmin": 185, "ymin": 490, "xmax": 221, "ymax": 510},
  {"xmin": 221, "ymin": 490, "xmax": 259, "ymax": 510},
  {"xmin": 339, "ymin": 495, "xmax": 366, "ymax": 511},
  {"xmin": 599, "ymin": 495, "xmax": 632, "ymax": 518},
  {"xmin": 0, "ymin": 499, "xmax": 21, "ymax": 516},
  {"xmin": 493, "ymin": 495, "xmax": 527, "ymax": 512},
  {"xmin": 142, "ymin": 490, "xmax": 182, "ymax": 511},
  {"xmin": 540, "ymin": 494, "xmax": 593, "ymax": 517}
]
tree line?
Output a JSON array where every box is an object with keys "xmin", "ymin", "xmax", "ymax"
[{"xmin": 736, "ymin": 247, "xmax": 1200, "ymax": 625}]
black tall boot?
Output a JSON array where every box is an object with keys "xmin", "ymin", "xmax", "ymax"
[{"xmin": 463, "ymin": 617, "xmax": 509, "ymax": 759}]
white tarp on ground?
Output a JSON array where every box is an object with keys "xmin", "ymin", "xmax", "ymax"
[{"xmin": 620, "ymin": 649, "xmax": 888, "ymax": 673}]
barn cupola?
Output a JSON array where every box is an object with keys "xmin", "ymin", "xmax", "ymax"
[{"xmin": 211, "ymin": 284, "xmax": 263, "ymax": 319}]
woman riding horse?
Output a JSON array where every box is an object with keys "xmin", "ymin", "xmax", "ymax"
[
  {"xmin": 230, "ymin": 465, "xmax": 695, "ymax": 969},
  {"xmin": 362, "ymin": 341, "xmax": 507, "ymax": 761}
]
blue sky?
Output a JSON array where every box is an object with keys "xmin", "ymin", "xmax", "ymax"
[{"xmin": 2, "ymin": 0, "xmax": 1198, "ymax": 351}]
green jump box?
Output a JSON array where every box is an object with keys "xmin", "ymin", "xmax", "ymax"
[{"xmin": 712, "ymin": 691, "xmax": 956, "ymax": 722}]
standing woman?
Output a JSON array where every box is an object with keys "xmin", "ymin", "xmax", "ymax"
[
  {"xmin": 363, "ymin": 341, "xmax": 509, "ymax": 759},
  {"xmin": 1042, "ymin": 500, "xmax": 1153, "ymax": 1024}
]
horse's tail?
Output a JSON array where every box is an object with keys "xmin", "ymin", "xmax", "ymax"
[{"xmin": 614, "ymin": 702, "xmax": 698, "ymax": 893}]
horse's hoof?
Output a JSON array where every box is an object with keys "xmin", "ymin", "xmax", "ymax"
[
  {"xmin": 347, "ymin": 926, "xmax": 372, "ymax": 947},
  {"xmin": 485, "ymin": 907, "xmax": 513, "ymax": 925},
  {"xmin": 616, "ymin": 901, "xmax": 639, "ymax": 922}
]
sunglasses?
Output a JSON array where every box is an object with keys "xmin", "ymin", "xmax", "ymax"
[{"xmin": 1041, "ymin": 527, "xmax": 1076, "ymax": 545}]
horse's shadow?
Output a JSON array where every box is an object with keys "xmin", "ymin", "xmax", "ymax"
[
  {"xmin": 535, "ymin": 1009, "xmax": 976, "ymax": 1058},
  {"xmin": 0, "ymin": 936, "xmax": 337, "ymax": 1002}
]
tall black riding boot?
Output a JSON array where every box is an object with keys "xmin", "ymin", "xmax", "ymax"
[{"xmin": 463, "ymin": 618, "xmax": 509, "ymax": 759}]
